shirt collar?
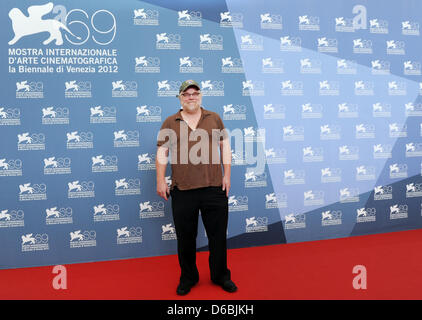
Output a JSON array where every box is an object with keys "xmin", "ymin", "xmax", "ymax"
[{"xmin": 175, "ymin": 107, "xmax": 211, "ymax": 121}]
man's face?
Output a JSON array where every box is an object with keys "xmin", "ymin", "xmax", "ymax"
[{"xmin": 179, "ymin": 87, "xmax": 202, "ymax": 112}]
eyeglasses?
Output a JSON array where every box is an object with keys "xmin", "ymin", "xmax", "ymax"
[{"xmin": 180, "ymin": 92, "xmax": 201, "ymax": 98}]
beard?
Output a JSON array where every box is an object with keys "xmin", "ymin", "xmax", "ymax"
[{"xmin": 182, "ymin": 101, "xmax": 200, "ymax": 113}]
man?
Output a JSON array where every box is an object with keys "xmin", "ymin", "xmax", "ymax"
[{"xmin": 156, "ymin": 80, "xmax": 237, "ymax": 295}]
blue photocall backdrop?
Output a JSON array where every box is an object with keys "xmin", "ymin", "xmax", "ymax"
[{"xmin": 0, "ymin": 0, "xmax": 421, "ymax": 269}]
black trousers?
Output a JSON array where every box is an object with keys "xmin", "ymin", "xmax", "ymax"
[{"xmin": 170, "ymin": 186, "xmax": 231, "ymax": 286}]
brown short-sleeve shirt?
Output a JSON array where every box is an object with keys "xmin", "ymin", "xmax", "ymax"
[{"xmin": 157, "ymin": 107, "xmax": 228, "ymax": 190}]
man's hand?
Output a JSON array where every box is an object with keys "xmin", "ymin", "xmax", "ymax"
[
  {"xmin": 157, "ymin": 179, "xmax": 170, "ymax": 200},
  {"xmin": 222, "ymin": 175, "xmax": 230, "ymax": 197}
]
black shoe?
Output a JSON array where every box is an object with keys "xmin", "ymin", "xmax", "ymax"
[
  {"xmin": 176, "ymin": 283, "xmax": 191, "ymax": 296},
  {"xmin": 220, "ymin": 280, "xmax": 238, "ymax": 293},
  {"xmin": 176, "ymin": 281, "xmax": 198, "ymax": 296}
]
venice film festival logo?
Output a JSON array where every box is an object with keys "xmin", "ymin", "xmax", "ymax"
[
  {"xmin": 317, "ymin": 37, "xmax": 338, "ymax": 53},
  {"xmin": 135, "ymin": 56, "xmax": 160, "ymax": 73},
  {"xmin": 321, "ymin": 167, "xmax": 342, "ymax": 183},
  {"xmin": 302, "ymin": 146, "xmax": 323, "ymax": 162},
  {"xmin": 369, "ymin": 18, "xmax": 388, "ymax": 34},
  {"xmin": 389, "ymin": 205, "xmax": 408, "ymax": 220},
  {"xmin": 65, "ymin": 81, "xmax": 92, "ymax": 98},
  {"xmin": 90, "ymin": 106, "xmax": 116, "ymax": 124},
  {"xmin": 389, "ymin": 163, "xmax": 408, "ymax": 179},
  {"xmin": 69, "ymin": 230, "xmax": 96, "ymax": 248},
  {"xmin": 388, "ymin": 81, "xmax": 406, "ymax": 96},
  {"xmin": 66, "ymin": 131, "xmax": 93, "ymax": 149},
  {"xmin": 386, "ymin": 40, "xmax": 405, "ymax": 55},
  {"xmin": 406, "ymin": 142, "xmax": 422, "ymax": 157},
  {"xmin": 337, "ymin": 59, "xmax": 357, "ymax": 75},
  {"xmin": 8, "ymin": 2, "xmax": 80, "ymax": 45},
  {"xmin": 91, "ymin": 155, "xmax": 118, "ymax": 173},
  {"xmin": 93, "ymin": 204, "xmax": 120, "ymax": 222},
  {"xmin": 402, "ymin": 20, "xmax": 419, "ymax": 35},
  {"xmin": 319, "ymin": 81, "xmax": 339, "ymax": 96},
  {"xmin": 16, "ymin": 81, "xmax": 43, "ymax": 99},
  {"xmin": 263, "ymin": 104, "xmax": 285, "ymax": 120},
  {"xmin": 283, "ymin": 169, "xmax": 305, "ymax": 185},
  {"xmin": 372, "ymin": 102, "xmax": 391, "ymax": 117},
  {"xmin": 283, "ymin": 213, "xmax": 306, "ymax": 230},
  {"xmin": 42, "ymin": 106, "xmax": 69, "ymax": 124},
  {"xmin": 240, "ymin": 34, "xmax": 263, "ymax": 51},
  {"xmin": 280, "ymin": 36, "xmax": 302, "ymax": 52},
  {"xmin": 228, "ymin": 195, "xmax": 249, "ymax": 212},
  {"xmin": 298, "ymin": 15, "xmax": 320, "ymax": 31},
  {"xmin": 8, "ymin": 3, "xmax": 117, "ymax": 46},
  {"xmin": 355, "ymin": 165, "xmax": 375, "ymax": 181},
  {"xmin": 356, "ymin": 208, "xmax": 376, "ymax": 223},
  {"xmin": 262, "ymin": 57, "xmax": 284, "ymax": 74},
  {"xmin": 265, "ymin": 147, "xmax": 287, "ymax": 164},
  {"xmin": 405, "ymin": 102, "xmax": 422, "ymax": 117},
  {"xmin": 406, "ymin": 183, "xmax": 422, "ymax": 198},
  {"xmin": 115, "ymin": 178, "xmax": 141, "ymax": 196},
  {"xmin": 373, "ymin": 144, "xmax": 392, "ymax": 159},
  {"xmin": 300, "ymin": 58, "xmax": 321, "ymax": 74},
  {"xmin": 242, "ymin": 80, "xmax": 264, "ymax": 96},
  {"xmin": 260, "ymin": 13, "xmax": 282, "ymax": 29},
  {"xmin": 133, "ymin": 8, "xmax": 159, "ymax": 25},
  {"xmin": 200, "ymin": 34, "xmax": 223, "ymax": 50},
  {"xmin": 19, "ymin": 183, "xmax": 47, "ymax": 201},
  {"xmin": 0, "ymin": 107, "xmax": 20, "ymax": 125},
  {"xmin": 162, "ymin": 223, "xmax": 176, "ymax": 240},
  {"xmin": 371, "ymin": 60, "xmax": 390, "ymax": 75},
  {"xmin": 112, "ymin": 81, "xmax": 137, "ymax": 98},
  {"xmin": 201, "ymin": 80, "xmax": 224, "ymax": 96},
  {"xmin": 245, "ymin": 217, "xmax": 268, "ymax": 233},
  {"xmin": 113, "ymin": 130, "xmax": 139, "ymax": 147},
  {"xmin": 220, "ymin": 11, "xmax": 243, "ymax": 28},
  {"xmin": 228, "ymin": 195, "xmax": 248, "ymax": 212},
  {"xmin": 244, "ymin": 170, "xmax": 267, "ymax": 188},
  {"xmin": 221, "ymin": 57, "xmax": 243, "ymax": 73},
  {"xmin": 177, "ymin": 10, "xmax": 202, "ymax": 27},
  {"xmin": 353, "ymin": 38, "xmax": 373, "ymax": 54},
  {"xmin": 303, "ymin": 190, "xmax": 324, "ymax": 206},
  {"xmin": 335, "ymin": 16, "xmax": 355, "ymax": 32},
  {"xmin": 21, "ymin": 233, "xmax": 49, "ymax": 252},
  {"xmin": 374, "ymin": 185, "xmax": 393, "ymax": 201},
  {"xmin": 339, "ymin": 145, "xmax": 359, "ymax": 161},
  {"xmin": 0, "ymin": 209, "xmax": 24, "ymax": 228},
  {"xmin": 321, "ymin": 210, "xmax": 342, "ymax": 226},
  {"xmin": 281, "ymin": 80, "xmax": 303, "ymax": 96},
  {"xmin": 0, "ymin": 158, "xmax": 22, "ymax": 177},
  {"xmin": 355, "ymin": 124, "xmax": 375, "ymax": 139},
  {"xmin": 404, "ymin": 61, "xmax": 421, "ymax": 75},
  {"xmin": 17, "ymin": 132, "xmax": 45, "ymax": 150},
  {"xmin": 44, "ymin": 156, "xmax": 71, "ymax": 175},
  {"xmin": 117, "ymin": 227, "xmax": 142, "ymax": 245},
  {"xmin": 223, "ymin": 104, "xmax": 246, "ymax": 121},
  {"xmin": 156, "ymin": 33, "xmax": 181, "ymax": 50},
  {"xmin": 320, "ymin": 124, "xmax": 341, "ymax": 140},
  {"xmin": 139, "ymin": 201, "xmax": 165, "ymax": 218},
  {"xmin": 138, "ymin": 153, "xmax": 156, "ymax": 171},
  {"xmin": 179, "ymin": 57, "xmax": 203, "ymax": 73},
  {"xmin": 339, "ymin": 188, "xmax": 359, "ymax": 203},
  {"xmin": 157, "ymin": 80, "xmax": 181, "ymax": 97},
  {"xmin": 68, "ymin": 180, "xmax": 95, "ymax": 199},
  {"xmin": 301, "ymin": 103, "xmax": 323, "ymax": 119},
  {"xmin": 45, "ymin": 207, "xmax": 72, "ymax": 225},
  {"xmin": 265, "ymin": 193, "xmax": 287, "ymax": 209}
]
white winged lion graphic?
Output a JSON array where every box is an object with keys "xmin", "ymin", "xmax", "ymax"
[{"xmin": 8, "ymin": 2, "xmax": 81, "ymax": 45}]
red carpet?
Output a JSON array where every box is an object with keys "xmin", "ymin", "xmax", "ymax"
[{"xmin": 1, "ymin": 229, "xmax": 422, "ymax": 300}]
